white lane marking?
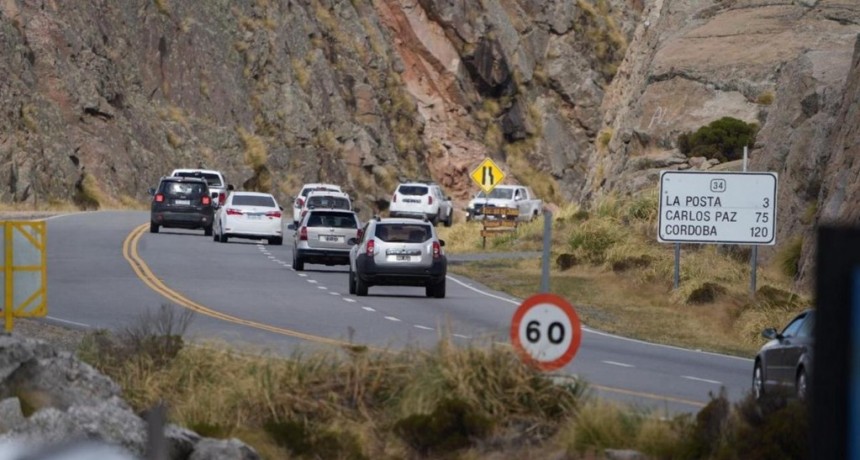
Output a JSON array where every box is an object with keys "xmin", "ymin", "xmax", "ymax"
[
  {"xmin": 362, "ymin": 307, "xmax": 375, "ymax": 312},
  {"xmin": 414, "ymin": 325, "xmax": 434, "ymax": 331},
  {"xmin": 318, "ymin": 286, "xmax": 328, "ymax": 290},
  {"xmin": 453, "ymin": 333, "xmax": 471, "ymax": 339},
  {"xmin": 682, "ymin": 376, "xmax": 723, "ymax": 385},
  {"xmin": 329, "ymin": 292, "xmax": 340, "ymax": 296},
  {"xmin": 267, "ymin": 256, "xmax": 276, "ymax": 259},
  {"xmin": 603, "ymin": 360, "xmax": 635, "ymax": 368},
  {"xmin": 344, "ymin": 298, "xmax": 356, "ymax": 303},
  {"xmin": 46, "ymin": 316, "xmax": 92, "ymax": 328},
  {"xmin": 307, "ymin": 279, "xmax": 318, "ymax": 284},
  {"xmin": 384, "ymin": 316, "xmax": 401, "ymax": 322},
  {"xmin": 297, "ymin": 273, "xmax": 307, "ymax": 277},
  {"xmin": 446, "ymin": 274, "xmax": 753, "ymax": 362}
]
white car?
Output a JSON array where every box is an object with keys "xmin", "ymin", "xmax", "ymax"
[
  {"xmin": 171, "ymin": 169, "xmax": 233, "ymax": 207},
  {"xmin": 292, "ymin": 183, "xmax": 343, "ymax": 225},
  {"xmin": 213, "ymin": 191, "xmax": 284, "ymax": 245},
  {"xmin": 296, "ymin": 190, "xmax": 352, "ymax": 223},
  {"xmin": 388, "ymin": 181, "xmax": 453, "ymax": 226}
]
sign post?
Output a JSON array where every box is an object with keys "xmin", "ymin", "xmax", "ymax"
[
  {"xmin": 471, "ymin": 158, "xmax": 512, "ymax": 249},
  {"xmin": 510, "ymin": 293, "xmax": 582, "ymax": 371}
]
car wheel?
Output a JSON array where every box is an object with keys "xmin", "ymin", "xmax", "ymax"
[
  {"xmin": 752, "ymin": 361, "xmax": 765, "ymax": 400},
  {"xmin": 444, "ymin": 211, "xmax": 453, "ymax": 227},
  {"xmin": 433, "ymin": 279, "xmax": 446, "ymax": 299},
  {"xmin": 219, "ymin": 230, "xmax": 229, "ymax": 243},
  {"xmin": 212, "ymin": 229, "xmax": 218, "ymax": 242},
  {"xmin": 204, "ymin": 225, "xmax": 213, "ymax": 237},
  {"xmin": 150, "ymin": 223, "xmax": 160, "ymax": 234},
  {"xmin": 348, "ymin": 268, "xmax": 356, "ymax": 295},
  {"xmin": 270, "ymin": 237, "xmax": 283, "ymax": 246},
  {"xmin": 293, "ymin": 251, "xmax": 305, "ymax": 271},
  {"xmin": 796, "ymin": 367, "xmax": 808, "ymax": 401},
  {"xmin": 355, "ymin": 274, "xmax": 368, "ymax": 296}
]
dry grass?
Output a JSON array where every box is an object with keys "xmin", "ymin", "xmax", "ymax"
[
  {"xmin": 238, "ymin": 127, "xmax": 268, "ymax": 170},
  {"xmin": 444, "ymin": 190, "xmax": 809, "ymax": 357}
]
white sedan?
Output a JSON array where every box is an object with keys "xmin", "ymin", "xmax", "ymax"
[{"xmin": 213, "ymin": 192, "xmax": 284, "ymax": 245}]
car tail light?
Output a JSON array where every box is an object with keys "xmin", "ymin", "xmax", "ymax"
[
  {"xmin": 301, "ymin": 210, "xmax": 308, "ymax": 218},
  {"xmin": 226, "ymin": 208, "xmax": 243, "ymax": 216},
  {"xmin": 266, "ymin": 211, "xmax": 282, "ymax": 218},
  {"xmin": 366, "ymin": 239, "xmax": 375, "ymax": 257},
  {"xmin": 357, "ymin": 228, "xmax": 363, "ymax": 240},
  {"xmin": 219, "ymin": 192, "xmax": 226, "ymax": 205},
  {"xmin": 202, "ymin": 196, "xmax": 211, "ymax": 206},
  {"xmin": 299, "ymin": 226, "xmax": 308, "ymax": 241},
  {"xmin": 154, "ymin": 194, "xmax": 164, "ymax": 203},
  {"xmin": 432, "ymin": 241, "xmax": 441, "ymax": 259},
  {"xmin": 428, "ymin": 195, "xmax": 433, "ymax": 205},
  {"xmin": 296, "ymin": 197, "xmax": 304, "ymax": 207},
  {"xmin": 392, "ymin": 194, "xmax": 397, "ymax": 203}
]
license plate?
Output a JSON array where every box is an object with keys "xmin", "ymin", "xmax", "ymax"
[
  {"xmin": 175, "ymin": 199, "xmax": 190, "ymax": 205},
  {"xmin": 396, "ymin": 255, "xmax": 410, "ymax": 261},
  {"xmin": 321, "ymin": 235, "xmax": 342, "ymax": 242},
  {"xmin": 247, "ymin": 214, "xmax": 261, "ymax": 220}
]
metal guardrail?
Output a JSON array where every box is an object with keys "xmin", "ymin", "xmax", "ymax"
[{"xmin": 1, "ymin": 221, "xmax": 47, "ymax": 332}]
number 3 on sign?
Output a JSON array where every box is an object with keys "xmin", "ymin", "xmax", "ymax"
[{"xmin": 511, "ymin": 293, "xmax": 582, "ymax": 371}]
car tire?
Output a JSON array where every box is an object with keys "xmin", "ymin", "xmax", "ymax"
[
  {"xmin": 212, "ymin": 229, "xmax": 218, "ymax": 242},
  {"xmin": 204, "ymin": 225, "xmax": 213, "ymax": 237},
  {"xmin": 219, "ymin": 231, "xmax": 229, "ymax": 243},
  {"xmin": 355, "ymin": 275, "xmax": 368, "ymax": 296},
  {"xmin": 752, "ymin": 361, "xmax": 765, "ymax": 400},
  {"xmin": 796, "ymin": 367, "xmax": 808, "ymax": 401},
  {"xmin": 348, "ymin": 268, "xmax": 356, "ymax": 295},
  {"xmin": 270, "ymin": 237, "xmax": 283, "ymax": 246},
  {"xmin": 434, "ymin": 279, "xmax": 446, "ymax": 298},
  {"xmin": 293, "ymin": 252, "xmax": 305, "ymax": 271},
  {"xmin": 150, "ymin": 223, "xmax": 159, "ymax": 234}
]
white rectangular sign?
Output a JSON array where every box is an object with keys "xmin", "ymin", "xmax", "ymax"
[{"xmin": 658, "ymin": 171, "xmax": 777, "ymax": 245}]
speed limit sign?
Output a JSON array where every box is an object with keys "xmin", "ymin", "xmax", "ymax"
[{"xmin": 510, "ymin": 293, "xmax": 582, "ymax": 371}]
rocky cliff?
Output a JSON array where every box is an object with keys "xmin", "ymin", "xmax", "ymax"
[{"xmin": 1, "ymin": 0, "xmax": 859, "ymax": 288}]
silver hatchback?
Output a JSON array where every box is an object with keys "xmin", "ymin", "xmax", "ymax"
[
  {"xmin": 292, "ymin": 209, "xmax": 361, "ymax": 271},
  {"xmin": 348, "ymin": 217, "xmax": 447, "ymax": 298}
]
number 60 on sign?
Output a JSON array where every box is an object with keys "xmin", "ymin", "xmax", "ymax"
[{"xmin": 510, "ymin": 293, "xmax": 582, "ymax": 371}]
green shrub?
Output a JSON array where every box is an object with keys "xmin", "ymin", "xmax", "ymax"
[
  {"xmin": 677, "ymin": 117, "xmax": 758, "ymax": 162},
  {"xmin": 394, "ymin": 398, "xmax": 493, "ymax": 455},
  {"xmin": 777, "ymin": 237, "xmax": 803, "ymax": 279},
  {"xmin": 264, "ymin": 419, "xmax": 367, "ymax": 459},
  {"xmin": 568, "ymin": 219, "xmax": 622, "ymax": 264}
]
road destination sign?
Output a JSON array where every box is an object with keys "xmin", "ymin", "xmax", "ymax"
[{"xmin": 658, "ymin": 171, "xmax": 778, "ymax": 245}]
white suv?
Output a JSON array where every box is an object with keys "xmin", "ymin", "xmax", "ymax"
[
  {"xmin": 171, "ymin": 169, "xmax": 233, "ymax": 208},
  {"xmin": 388, "ymin": 182, "xmax": 453, "ymax": 227},
  {"xmin": 292, "ymin": 183, "xmax": 343, "ymax": 225}
]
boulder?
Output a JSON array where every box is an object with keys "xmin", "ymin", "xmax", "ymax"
[
  {"xmin": 0, "ymin": 398, "xmax": 24, "ymax": 434},
  {"xmin": 189, "ymin": 438, "xmax": 261, "ymax": 460}
]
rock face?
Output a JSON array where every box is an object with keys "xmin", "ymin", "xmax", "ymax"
[
  {"xmin": 1, "ymin": 0, "xmax": 859, "ymax": 286},
  {"xmin": 0, "ymin": 334, "xmax": 259, "ymax": 460}
]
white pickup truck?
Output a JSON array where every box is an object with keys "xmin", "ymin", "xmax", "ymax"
[{"xmin": 466, "ymin": 185, "xmax": 542, "ymax": 222}]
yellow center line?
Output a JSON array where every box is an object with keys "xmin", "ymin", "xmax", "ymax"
[
  {"xmin": 122, "ymin": 223, "xmax": 708, "ymax": 409},
  {"xmin": 122, "ymin": 223, "xmax": 368, "ymax": 350}
]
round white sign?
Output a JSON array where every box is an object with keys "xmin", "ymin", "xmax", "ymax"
[{"xmin": 510, "ymin": 293, "xmax": 582, "ymax": 371}]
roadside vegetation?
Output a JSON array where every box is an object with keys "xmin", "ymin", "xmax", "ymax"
[
  {"xmin": 438, "ymin": 189, "xmax": 809, "ymax": 357},
  {"xmin": 77, "ymin": 305, "xmax": 808, "ymax": 459}
]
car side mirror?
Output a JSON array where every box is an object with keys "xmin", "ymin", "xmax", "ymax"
[
  {"xmin": 347, "ymin": 237, "xmax": 358, "ymax": 245},
  {"xmin": 287, "ymin": 223, "xmax": 296, "ymax": 231},
  {"xmin": 148, "ymin": 187, "xmax": 156, "ymax": 196},
  {"xmin": 279, "ymin": 206, "xmax": 284, "ymax": 211},
  {"xmin": 438, "ymin": 239, "xmax": 446, "ymax": 247},
  {"xmin": 761, "ymin": 327, "xmax": 778, "ymax": 340},
  {"xmin": 227, "ymin": 184, "xmax": 235, "ymax": 191}
]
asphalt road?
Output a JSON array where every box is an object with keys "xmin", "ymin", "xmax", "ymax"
[{"xmin": 45, "ymin": 211, "xmax": 753, "ymax": 413}]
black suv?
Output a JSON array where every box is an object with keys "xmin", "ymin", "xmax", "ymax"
[{"xmin": 150, "ymin": 176, "xmax": 215, "ymax": 235}]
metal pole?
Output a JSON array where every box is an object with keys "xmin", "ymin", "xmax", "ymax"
[
  {"xmin": 673, "ymin": 243, "xmax": 680, "ymax": 290},
  {"xmin": 744, "ymin": 146, "xmax": 758, "ymax": 296},
  {"xmin": 541, "ymin": 211, "xmax": 552, "ymax": 292}
]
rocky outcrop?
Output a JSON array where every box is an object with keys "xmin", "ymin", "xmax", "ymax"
[{"xmin": 0, "ymin": 334, "xmax": 259, "ymax": 460}]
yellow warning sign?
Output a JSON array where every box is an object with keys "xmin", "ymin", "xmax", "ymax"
[{"xmin": 470, "ymin": 158, "xmax": 506, "ymax": 193}]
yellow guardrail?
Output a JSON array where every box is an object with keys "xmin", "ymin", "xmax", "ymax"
[{"xmin": 1, "ymin": 221, "xmax": 47, "ymax": 332}]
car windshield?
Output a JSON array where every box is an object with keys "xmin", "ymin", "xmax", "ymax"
[
  {"xmin": 306, "ymin": 211, "xmax": 357, "ymax": 228},
  {"xmin": 232, "ymin": 195, "xmax": 276, "ymax": 207},
  {"xmin": 302, "ymin": 186, "xmax": 339, "ymax": 198},
  {"xmin": 163, "ymin": 181, "xmax": 206, "ymax": 197},
  {"xmin": 375, "ymin": 223, "xmax": 431, "ymax": 243},
  {"xmin": 307, "ymin": 195, "xmax": 350, "ymax": 210},
  {"xmin": 175, "ymin": 172, "xmax": 222, "ymax": 187},
  {"xmin": 475, "ymin": 188, "xmax": 514, "ymax": 199},
  {"xmin": 398, "ymin": 185, "xmax": 429, "ymax": 196}
]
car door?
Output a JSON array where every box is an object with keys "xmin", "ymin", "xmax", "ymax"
[{"xmin": 769, "ymin": 313, "xmax": 808, "ymax": 387}]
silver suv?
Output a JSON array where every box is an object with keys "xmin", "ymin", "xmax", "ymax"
[
  {"xmin": 348, "ymin": 217, "xmax": 447, "ymax": 298},
  {"xmin": 388, "ymin": 182, "xmax": 453, "ymax": 227},
  {"xmin": 292, "ymin": 208, "xmax": 361, "ymax": 271}
]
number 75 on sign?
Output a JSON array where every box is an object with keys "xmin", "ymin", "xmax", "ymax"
[{"xmin": 470, "ymin": 158, "xmax": 506, "ymax": 193}]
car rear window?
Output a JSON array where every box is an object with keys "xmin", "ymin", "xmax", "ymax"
[
  {"xmin": 397, "ymin": 185, "xmax": 428, "ymax": 196},
  {"xmin": 307, "ymin": 195, "xmax": 350, "ymax": 210},
  {"xmin": 232, "ymin": 195, "xmax": 276, "ymax": 207},
  {"xmin": 174, "ymin": 172, "xmax": 223, "ymax": 187},
  {"xmin": 306, "ymin": 211, "xmax": 358, "ymax": 228},
  {"xmin": 302, "ymin": 186, "xmax": 339, "ymax": 198},
  {"xmin": 375, "ymin": 223, "xmax": 431, "ymax": 243},
  {"xmin": 161, "ymin": 181, "xmax": 207, "ymax": 197}
]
